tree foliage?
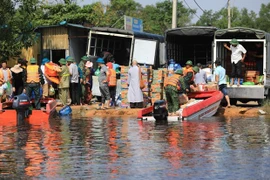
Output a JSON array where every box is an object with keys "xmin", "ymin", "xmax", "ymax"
[{"xmin": 140, "ymin": 0, "xmax": 195, "ymax": 34}]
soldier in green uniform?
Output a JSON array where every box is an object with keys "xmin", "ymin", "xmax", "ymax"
[
  {"xmin": 58, "ymin": 58, "xmax": 70, "ymax": 106},
  {"xmin": 78, "ymin": 56, "xmax": 89, "ymax": 104},
  {"xmin": 164, "ymin": 69, "xmax": 183, "ymax": 116}
]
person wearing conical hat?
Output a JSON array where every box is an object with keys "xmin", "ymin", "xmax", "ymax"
[
  {"xmin": 58, "ymin": 58, "xmax": 70, "ymax": 106},
  {"xmin": 224, "ymin": 38, "xmax": 247, "ymax": 86},
  {"xmin": 40, "ymin": 58, "xmax": 50, "ymax": 98},
  {"xmin": 24, "ymin": 57, "xmax": 44, "ymax": 110}
]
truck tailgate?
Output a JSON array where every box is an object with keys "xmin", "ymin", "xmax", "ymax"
[{"xmin": 227, "ymin": 85, "xmax": 265, "ymax": 99}]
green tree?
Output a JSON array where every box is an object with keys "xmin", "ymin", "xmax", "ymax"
[
  {"xmin": 103, "ymin": 0, "xmax": 143, "ymax": 28},
  {"xmin": 140, "ymin": 0, "xmax": 195, "ymax": 35},
  {"xmin": 257, "ymin": 3, "xmax": 270, "ymax": 32},
  {"xmin": 0, "ymin": 0, "xmax": 40, "ymax": 59},
  {"xmin": 196, "ymin": 7, "xmax": 257, "ymax": 29}
]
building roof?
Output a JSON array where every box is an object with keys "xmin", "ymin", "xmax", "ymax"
[{"xmin": 35, "ymin": 23, "xmax": 91, "ymax": 31}]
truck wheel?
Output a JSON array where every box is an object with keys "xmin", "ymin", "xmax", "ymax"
[{"xmin": 230, "ymin": 98, "xmax": 237, "ymax": 106}]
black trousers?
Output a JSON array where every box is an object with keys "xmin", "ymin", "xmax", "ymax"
[
  {"xmin": 26, "ymin": 83, "xmax": 41, "ymax": 109},
  {"xmin": 130, "ymin": 102, "xmax": 143, "ymax": 109},
  {"xmin": 109, "ymin": 86, "xmax": 116, "ymax": 106},
  {"xmin": 14, "ymin": 84, "xmax": 24, "ymax": 96},
  {"xmin": 231, "ymin": 61, "xmax": 242, "ymax": 78},
  {"xmin": 70, "ymin": 82, "xmax": 80, "ymax": 105}
]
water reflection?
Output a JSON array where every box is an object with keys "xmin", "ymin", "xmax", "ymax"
[{"xmin": 0, "ymin": 115, "xmax": 269, "ymax": 179}]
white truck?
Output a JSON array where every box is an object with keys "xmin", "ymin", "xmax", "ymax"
[
  {"xmin": 214, "ymin": 27, "xmax": 270, "ymax": 105},
  {"xmin": 86, "ymin": 27, "xmax": 165, "ymax": 97},
  {"xmin": 165, "ymin": 26, "xmax": 270, "ymax": 105}
]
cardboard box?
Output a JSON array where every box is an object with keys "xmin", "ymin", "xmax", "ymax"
[
  {"xmin": 204, "ymin": 84, "xmax": 219, "ymax": 91},
  {"xmin": 245, "ymin": 71, "xmax": 260, "ymax": 77}
]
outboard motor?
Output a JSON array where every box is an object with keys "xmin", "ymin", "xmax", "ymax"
[
  {"xmin": 12, "ymin": 93, "xmax": 31, "ymax": 125},
  {"xmin": 153, "ymin": 100, "xmax": 168, "ymax": 121}
]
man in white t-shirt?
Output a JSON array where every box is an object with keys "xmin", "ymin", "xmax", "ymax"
[{"xmin": 224, "ymin": 38, "xmax": 247, "ymax": 86}]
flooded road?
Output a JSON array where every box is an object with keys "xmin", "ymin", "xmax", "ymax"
[{"xmin": 0, "ymin": 116, "xmax": 270, "ymax": 179}]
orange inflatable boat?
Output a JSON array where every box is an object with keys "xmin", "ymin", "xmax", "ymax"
[{"xmin": 45, "ymin": 62, "xmax": 60, "ymax": 84}]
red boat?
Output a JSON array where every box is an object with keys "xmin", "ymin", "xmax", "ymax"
[
  {"xmin": 138, "ymin": 90, "xmax": 223, "ymax": 121},
  {"xmin": 0, "ymin": 98, "xmax": 57, "ymax": 126}
]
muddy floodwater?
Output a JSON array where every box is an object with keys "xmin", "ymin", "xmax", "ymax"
[{"xmin": 0, "ymin": 116, "xmax": 270, "ymax": 179}]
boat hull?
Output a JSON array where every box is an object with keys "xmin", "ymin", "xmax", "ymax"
[
  {"xmin": 181, "ymin": 91, "xmax": 223, "ymax": 120},
  {"xmin": 0, "ymin": 99, "xmax": 57, "ymax": 126},
  {"xmin": 138, "ymin": 90, "xmax": 223, "ymax": 121}
]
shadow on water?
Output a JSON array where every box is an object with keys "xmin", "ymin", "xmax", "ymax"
[{"xmin": 0, "ymin": 114, "xmax": 270, "ymax": 179}]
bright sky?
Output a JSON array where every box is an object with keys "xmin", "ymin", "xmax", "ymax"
[{"xmin": 79, "ymin": 0, "xmax": 268, "ymax": 22}]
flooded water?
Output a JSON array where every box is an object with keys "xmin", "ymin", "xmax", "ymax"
[{"xmin": 0, "ymin": 115, "xmax": 270, "ymax": 179}]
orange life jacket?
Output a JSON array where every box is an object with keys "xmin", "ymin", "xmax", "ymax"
[
  {"xmin": 26, "ymin": 65, "xmax": 40, "ymax": 83},
  {"xmin": 183, "ymin": 67, "xmax": 195, "ymax": 82},
  {"xmin": 0, "ymin": 68, "xmax": 12, "ymax": 83},
  {"xmin": 165, "ymin": 74, "xmax": 181, "ymax": 90},
  {"xmin": 108, "ymin": 69, "xmax": 117, "ymax": 87},
  {"xmin": 45, "ymin": 62, "xmax": 58, "ymax": 77}
]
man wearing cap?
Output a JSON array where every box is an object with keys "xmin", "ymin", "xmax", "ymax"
[
  {"xmin": 214, "ymin": 60, "xmax": 231, "ymax": 108},
  {"xmin": 183, "ymin": 60, "xmax": 193, "ymax": 75},
  {"xmin": 78, "ymin": 56, "xmax": 89, "ymax": 103},
  {"xmin": 24, "ymin": 57, "xmax": 44, "ymax": 110},
  {"xmin": 67, "ymin": 57, "xmax": 80, "ymax": 105},
  {"xmin": 183, "ymin": 60, "xmax": 197, "ymax": 92},
  {"xmin": 96, "ymin": 58, "xmax": 110, "ymax": 109},
  {"xmin": 194, "ymin": 63, "xmax": 207, "ymax": 85},
  {"xmin": 164, "ymin": 69, "xmax": 183, "ymax": 115},
  {"xmin": 40, "ymin": 58, "xmax": 50, "ymax": 98},
  {"xmin": 58, "ymin": 58, "xmax": 70, "ymax": 106},
  {"xmin": 224, "ymin": 38, "xmax": 247, "ymax": 86}
]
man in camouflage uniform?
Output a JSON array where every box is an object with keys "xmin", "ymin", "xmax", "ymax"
[
  {"xmin": 164, "ymin": 69, "xmax": 184, "ymax": 116},
  {"xmin": 78, "ymin": 56, "xmax": 89, "ymax": 104},
  {"xmin": 58, "ymin": 58, "xmax": 70, "ymax": 106}
]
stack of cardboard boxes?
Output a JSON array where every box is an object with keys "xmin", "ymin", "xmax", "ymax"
[
  {"xmin": 151, "ymin": 68, "xmax": 167, "ymax": 104},
  {"xmin": 245, "ymin": 70, "xmax": 260, "ymax": 84},
  {"xmin": 120, "ymin": 66, "xmax": 130, "ymax": 105},
  {"xmin": 120, "ymin": 66, "xmax": 154, "ymax": 106}
]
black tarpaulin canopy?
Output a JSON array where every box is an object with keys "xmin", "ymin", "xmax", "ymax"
[
  {"xmin": 165, "ymin": 26, "xmax": 218, "ymax": 37},
  {"xmin": 215, "ymin": 27, "xmax": 270, "ymax": 39}
]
